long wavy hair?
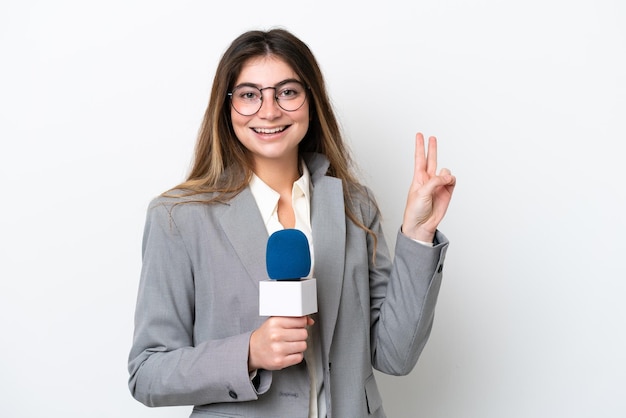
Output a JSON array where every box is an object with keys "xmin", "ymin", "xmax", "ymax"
[{"xmin": 170, "ymin": 28, "xmax": 377, "ymax": 243}]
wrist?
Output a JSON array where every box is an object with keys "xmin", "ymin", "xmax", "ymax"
[{"xmin": 401, "ymin": 225, "xmax": 435, "ymax": 244}]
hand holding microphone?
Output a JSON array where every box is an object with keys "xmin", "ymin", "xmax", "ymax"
[{"xmin": 249, "ymin": 315, "xmax": 314, "ymax": 371}]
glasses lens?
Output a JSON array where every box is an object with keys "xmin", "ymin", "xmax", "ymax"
[
  {"xmin": 275, "ymin": 81, "xmax": 307, "ymax": 112},
  {"xmin": 230, "ymin": 85, "xmax": 262, "ymax": 116}
]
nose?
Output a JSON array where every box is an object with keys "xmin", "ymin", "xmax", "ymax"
[{"xmin": 256, "ymin": 88, "xmax": 281, "ymax": 119}]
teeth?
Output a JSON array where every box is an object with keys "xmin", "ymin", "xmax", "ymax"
[{"xmin": 254, "ymin": 126, "xmax": 285, "ymax": 134}]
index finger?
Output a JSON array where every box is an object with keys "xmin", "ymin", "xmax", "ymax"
[
  {"xmin": 413, "ymin": 132, "xmax": 426, "ymax": 182},
  {"xmin": 275, "ymin": 316, "xmax": 310, "ymax": 328}
]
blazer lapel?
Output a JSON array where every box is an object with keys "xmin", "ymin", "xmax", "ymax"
[
  {"xmin": 310, "ymin": 175, "xmax": 346, "ymax": 357},
  {"xmin": 218, "ymin": 187, "xmax": 269, "ymax": 289}
]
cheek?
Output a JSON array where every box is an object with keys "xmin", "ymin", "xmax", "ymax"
[
  {"xmin": 295, "ymin": 105, "xmax": 311, "ymax": 129},
  {"xmin": 300, "ymin": 115, "xmax": 311, "ymax": 135},
  {"xmin": 230, "ymin": 112, "xmax": 249, "ymax": 138},
  {"xmin": 230, "ymin": 109, "xmax": 245, "ymax": 126}
]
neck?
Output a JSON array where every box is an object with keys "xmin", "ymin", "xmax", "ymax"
[{"xmin": 253, "ymin": 157, "xmax": 301, "ymax": 194}]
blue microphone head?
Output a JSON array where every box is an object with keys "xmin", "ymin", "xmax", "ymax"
[{"xmin": 266, "ymin": 229, "xmax": 311, "ymax": 280}]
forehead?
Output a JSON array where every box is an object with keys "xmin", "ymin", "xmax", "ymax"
[{"xmin": 235, "ymin": 56, "xmax": 299, "ymax": 86}]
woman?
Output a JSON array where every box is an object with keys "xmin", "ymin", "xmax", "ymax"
[{"xmin": 128, "ymin": 28, "xmax": 456, "ymax": 417}]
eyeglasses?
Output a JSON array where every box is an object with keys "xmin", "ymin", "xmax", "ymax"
[{"xmin": 228, "ymin": 80, "xmax": 308, "ymax": 116}]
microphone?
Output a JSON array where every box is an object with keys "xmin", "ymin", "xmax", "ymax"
[
  {"xmin": 259, "ymin": 229, "xmax": 318, "ymax": 317},
  {"xmin": 266, "ymin": 228, "xmax": 311, "ymax": 280}
]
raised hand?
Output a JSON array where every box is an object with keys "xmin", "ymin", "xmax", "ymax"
[
  {"xmin": 402, "ymin": 133, "xmax": 456, "ymax": 243},
  {"xmin": 248, "ymin": 315, "xmax": 314, "ymax": 371}
]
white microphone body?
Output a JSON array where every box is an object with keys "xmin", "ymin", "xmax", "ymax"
[{"xmin": 259, "ymin": 278, "xmax": 317, "ymax": 317}]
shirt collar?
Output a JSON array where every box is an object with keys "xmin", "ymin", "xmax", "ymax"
[
  {"xmin": 249, "ymin": 161, "xmax": 311, "ymax": 226},
  {"xmin": 294, "ymin": 161, "xmax": 311, "ymax": 203}
]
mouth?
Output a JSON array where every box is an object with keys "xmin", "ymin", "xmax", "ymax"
[{"xmin": 252, "ymin": 126, "xmax": 288, "ymax": 134}]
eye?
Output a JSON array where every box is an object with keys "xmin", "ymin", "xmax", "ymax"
[
  {"xmin": 277, "ymin": 83, "xmax": 303, "ymax": 100},
  {"xmin": 234, "ymin": 86, "xmax": 261, "ymax": 101}
]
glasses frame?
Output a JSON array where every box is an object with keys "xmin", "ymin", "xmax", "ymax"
[{"xmin": 227, "ymin": 80, "xmax": 309, "ymax": 116}]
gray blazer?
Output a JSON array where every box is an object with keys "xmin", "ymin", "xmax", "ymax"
[{"xmin": 128, "ymin": 153, "xmax": 448, "ymax": 417}]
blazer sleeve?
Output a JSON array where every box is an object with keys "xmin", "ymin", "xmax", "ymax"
[
  {"xmin": 365, "ymin": 194, "xmax": 449, "ymax": 376},
  {"xmin": 127, "ymin": 201, "xmax": 268, "ymax": 407}
]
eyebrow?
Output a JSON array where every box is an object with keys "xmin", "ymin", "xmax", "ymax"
[{"xmin": 233, "ymin": 78, "xmax": 302, "ymax": 89}]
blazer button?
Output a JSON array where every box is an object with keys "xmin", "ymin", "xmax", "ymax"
[
  {"xmin": 228, "ymin": 390, "xmax": 238, "ymax": 399},
  {"xmin": 437, "ymin": 264, "xmax": 443, "ymax": 273}
]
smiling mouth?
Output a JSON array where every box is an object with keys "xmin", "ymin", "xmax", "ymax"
[{"xmin": 252, "ymin": 126, "xmax": 287, "ymax": 134}]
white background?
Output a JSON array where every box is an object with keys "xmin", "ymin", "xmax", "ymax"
[{"xmin": 1, "ymin": 1, "xmax": 625, "ymax": 417}]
